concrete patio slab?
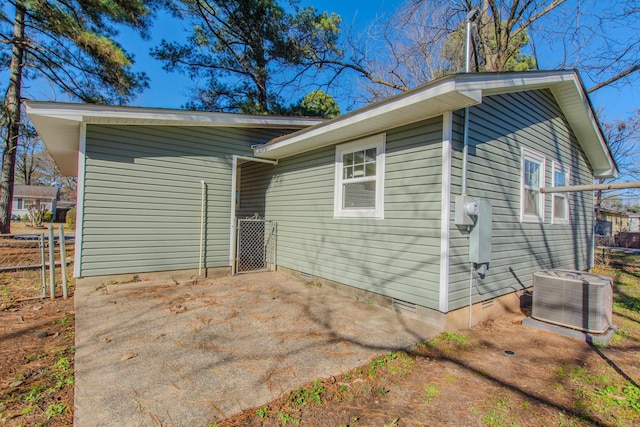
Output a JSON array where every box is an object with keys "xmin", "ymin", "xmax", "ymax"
[{"xmin": 74, "ymin": 272, "xmax": 438, "ymax": 426}]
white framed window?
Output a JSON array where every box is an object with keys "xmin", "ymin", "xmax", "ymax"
[
  {"xmin": 520, "ymin": 147, "xmax": 545, "ymax": 223},
  {"xmin": 334, "ymin": 134, "xmax": 385, "ymax": 219},
  {"xmin": 552, "ymin": 162, "xmax": 570, "ymax": 224}
]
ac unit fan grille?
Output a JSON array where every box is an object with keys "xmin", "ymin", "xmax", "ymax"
[{"xmin": 532, "ymin": 270, "xmax": 612, "ymax": 334}]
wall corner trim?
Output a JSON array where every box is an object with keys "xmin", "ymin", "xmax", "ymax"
[
  {"xmin": 439, "ymin": 111, "xmax": 453, "ymax": 312},
  {"xmin": 73, "ymin": 123, "xmax": 87, "ymax": 277}
]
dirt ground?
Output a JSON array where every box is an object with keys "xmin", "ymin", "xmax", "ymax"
[
  {"xmin": 1, "ymin": 253, "xmax": 639, "ymax": 427},
  {"xmin": 218, "ymin": 253, "xmax": 640, "ymax": 427},
  {"xmin": 0, "ymin": 271, "xmax": 75, "ymax": 427}
]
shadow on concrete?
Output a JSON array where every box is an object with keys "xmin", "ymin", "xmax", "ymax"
[{"xmin": 74, "ymin": 272, "xmax": 438, "ymax": 426}]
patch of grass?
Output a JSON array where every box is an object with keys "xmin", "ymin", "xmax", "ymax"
[
  {"xmin": 428, "ymin": 331, "xmax": 471, "ymax": 353},
  {"xmin": 377, "ymin": 387, "xmax": 389, "ymax": 397},
  {"xmin": 20, "ymin": 405, "xmax": 36, "ymax": 415},
  {"xmin": 422, "ymin": 384, "xmax": 440, "ymax": 403},
  {"xmin": 54, "ymin": 314, "xmax": 73, "ymax": 326},
  {"xmin": 444, "ymin": 374, "xmax": 457, "ymax": 383},
  {"xmin": 387, "ymin": 352, "xmax": 414, "ymax": 377},
  {"xmin": 26, "ymin": 351, "xmax": 49, "ymax": 361},
  {"xmin": 0, "ymin": 284, "xmax": 15, "ymax": 309},
  {"xmin": 369, "ymin": 355, "xmax": 388, "ymax": 376},
  {"xmin": 289, "ymin": 380, "xmax": 325, "ymax": 406},
  {"xmin": 45, "ymin": 403, "xmax": 67, "ymax": 419},
  {"xmin": 278, "ymin": 411, "xmax": 300, "ymax": 425},
  {"xmin": 594, "ymin": 382, "xmax": 640, "ymax": 413},
  {"xmin": 255, "ymin": 405, "xmax": 268, "ymax": 418},
  {"xmin": 49, "ymin": 353, "xmax": 74, "ymax": 392},
  {"xmin": 368, "ymin": 352, "xmax": 412, "ymax": 377},
  {"xmin": 478, "ymin": 396, "xmax": 518, "ymax": 427},
  {"xmin": 23, "ymin": 385, "xmax": 45, "ymax": 403}
]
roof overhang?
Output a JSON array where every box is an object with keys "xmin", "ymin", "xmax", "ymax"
[
  {"xmin": 254, "ymin": 70, "xmax": 617, "ymax": 179},
  {"xmin": 24, "ymin": 102, "xmax": 324, "ymax": 176}
]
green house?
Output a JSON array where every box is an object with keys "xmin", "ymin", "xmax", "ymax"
[{"xmin": 27, "ymin": 70, "xmax": 617, "ymax": 329}]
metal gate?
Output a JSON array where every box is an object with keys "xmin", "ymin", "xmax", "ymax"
[{"xmin": 235, "ymin": 215, "xmax": 276, "ymax": 274}]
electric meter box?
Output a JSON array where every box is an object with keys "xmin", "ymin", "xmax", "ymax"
[
  {"xmin": 469, "ymin": 199, "xmax": 492, "ymax": 264},
  {"xmin": 455, "ymin": 195, "xmax": 478, "ymax": 226}
]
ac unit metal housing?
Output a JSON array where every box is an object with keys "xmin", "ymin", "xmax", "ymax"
[{"xmin": 532, "ymin": 270, "xmax": 613, "ymax": 334}]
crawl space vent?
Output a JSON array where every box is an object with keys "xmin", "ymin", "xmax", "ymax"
[
  {"xmin": 392, "ymin": 298, "xmax": 417, "ymax": 313},
  {"xmin": 299, "ymin": 272, "xmax": 312, "ymax": 281},
  {"xmin": 532, "ymin": 270, "xmax": 613, "ymax": 334}
]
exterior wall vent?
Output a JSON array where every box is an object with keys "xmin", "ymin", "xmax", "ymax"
[
  {"xmin": 532, "ymin": 270, "xmax": 613, "ymax": 334},
  {"xmin": 393, "ymin": 298, "xmax": 417, "ymax": 313},
  {"xmin": 482, "ymin": 299, "xmax": 495, "ymax": 310},
  {"xmin": 299, "ymin": 272, "xmax": 312, "ymax": 281}
]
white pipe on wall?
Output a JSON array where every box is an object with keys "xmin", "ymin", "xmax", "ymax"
[{"xmin": 199, "ymin": 180, "xmax": 206, "ymax": 277}]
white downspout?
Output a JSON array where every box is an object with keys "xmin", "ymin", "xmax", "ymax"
[
  {"xmin": 229, "ymin": 156, "xmax": 238, "ymax": 274},
  {"xmin": 198, "ymin": 180, "xmax": 206, "ymax": 277}
]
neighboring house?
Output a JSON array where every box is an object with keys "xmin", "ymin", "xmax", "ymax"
[
  {"xmin": 629, "ymin": 214, "xmax": 640, "ymax": 232},
  {"xmin": 597, "ymin": 207, "xmax": 630, "ymax": 234},
  {"xmin": 26, "ymin": 70, "xmax": 617, "ymax": 330},
  {"xmin": 12, "ymin": 185, "xmax": 59, "ymax": 218},
  {"xmin": 55, "ymin": 200, "xmax": 76, "ymax": 223}
]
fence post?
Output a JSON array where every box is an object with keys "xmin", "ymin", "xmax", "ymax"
[
  {"xmin": 58, "ymin": 224, "xmax": 68, "ymax": 299},
  {"xmin": 48, "ymin": 225, "xmax": 55, "ymax": 300},
  {"xmin": 40, "ymin": 233, "xmax": 46, "ymax": 298}
]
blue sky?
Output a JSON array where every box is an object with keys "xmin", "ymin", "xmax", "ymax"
[
  {"xmin": 15, "ymin": 0, "xmax": 639, "ymax": 121},
  {"xmin": 117, "ymin": 0, "xmax": 392, "ymax": 111}
]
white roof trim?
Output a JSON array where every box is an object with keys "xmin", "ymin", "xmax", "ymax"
[
  {"xmin": 24, "ymin": 102, "xmax": 323, "ymax": 176},
  {"xmin": 254, "ymin": 70, "xmax": 617, "ymax": 179},
  {"xmin": 24, "ymin": 101, "xmax": 324, "ymax": 127},
  {"xmin": 254, "ymin": 77, "xmax": 482, "ymax": 159}
]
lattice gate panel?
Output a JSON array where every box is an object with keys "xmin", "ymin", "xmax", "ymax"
[{"xmin": 235, "ymin": 216, "xmax": 276, "ymax": 274}]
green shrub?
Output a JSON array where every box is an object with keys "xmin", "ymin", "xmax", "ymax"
[
  {"xmin": 43, "ymin": 211, "xmax": 54, "ymax": 222},
  {"xmin": 65, "ymin": 208, "xmax": 76, "ymax": 230},
  {"xmin": 23, "ymin": 214, "xmax": 29, "ymax": 221}
]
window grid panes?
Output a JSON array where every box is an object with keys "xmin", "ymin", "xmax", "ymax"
[
  {"xmin": 342, "ymin": 148, "xmax": 376, "ymax": 180},
  {"xmin": 524, "ymin": 158, "xmax": 541, "ymax": 217},
  {"xmin": 553, "ymin": 168, "xmax": 569, "ymax": 222},
  {"xmin": 521, "ymin": 149, "xmax": 545, "ymax": 222},
  {"xmin": 342, "ymin": 148, "xmax": 377, "ymax": 209},
  {"xmin": 334, "ymin": 135, "xmax": 385, "ymax": 219}
]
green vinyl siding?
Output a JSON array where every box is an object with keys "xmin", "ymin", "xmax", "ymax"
[
  {"xmin": 448, "ymin": 89, "xmax": 594, "ymax": 311},
  {"xmin": 80, "ymin": 124, "xmax": 288, "ymax": 277},
  {"xmin": 241, "ymin": 117, "xmax": 444, "ymax": 310}
]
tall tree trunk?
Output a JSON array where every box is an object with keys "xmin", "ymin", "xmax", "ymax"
[{"xmin": 0, "ymin": 2, "xmax": 26, "ymax": 234}]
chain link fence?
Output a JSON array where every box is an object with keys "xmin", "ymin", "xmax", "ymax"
[
  {"xmin": 235, "ymin": 216, "xmax": 276, "ymax": 274},
  {"xmin": 0, "ymin": 228, "xmax": 74, "ymax": 304}
]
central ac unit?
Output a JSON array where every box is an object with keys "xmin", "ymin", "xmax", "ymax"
[{"xmin": 532, "ymin": 270, "xmax": 613, "ymax": 334}]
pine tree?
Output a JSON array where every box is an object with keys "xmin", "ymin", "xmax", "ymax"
[
  {"xmin": 0, "ymin": 0, "xmax": 160, "ymax": 233},
  {"xmin": 151, "ymin": 0, "xmax": 343, "ymax": 114}
]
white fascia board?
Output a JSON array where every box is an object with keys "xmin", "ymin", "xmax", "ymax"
[
  {"xmin": 255, "ymin": 79, "xmax": 482, "ymax": 159},
  {"xmin": 548, "ymin": 84, "xmax": 617, "ymax": 179},
  {"xmin": 455, "ymin": 70, "xmax": 577, "ymax": 94},
  {"xmin": 457, "ymin": 71, "xmax": 616, "ymax": 179},
  {"xmin": 24, "ymin": 101, "xmax": 323, "ymax": 128}
]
